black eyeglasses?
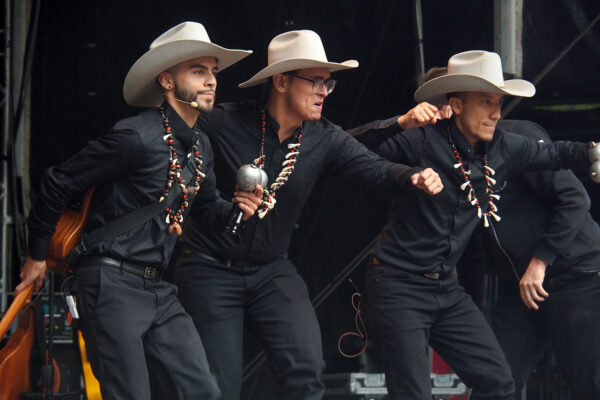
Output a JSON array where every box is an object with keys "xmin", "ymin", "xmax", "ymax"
[{"xmin": 287, "ymin": 73, "xmax": 337, "ymax": 94}]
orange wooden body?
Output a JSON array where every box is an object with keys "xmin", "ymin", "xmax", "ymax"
[
  {"xmin": 0, "ymin": 188, "xmax": 92, "ymax": 398},
  {"xmin": 46, "ymin": 189, "xmax": 94, "ymax": 273},
  {"xmin": 0, "ymin": 286, "xmax": 60, "ymax": 399}
]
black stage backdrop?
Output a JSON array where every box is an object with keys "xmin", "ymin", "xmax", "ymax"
[{"xmin": 30, "ymin": 1, "xmax": 599, "ymax": 397}]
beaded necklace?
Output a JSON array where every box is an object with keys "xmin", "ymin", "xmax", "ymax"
[
  {"xmin": 447, "ymin": 125, "xmax": 501, "ymax": 228},
  {"xmin": 157, "ymin": 105, "xmax": 205, "ymax": 235},
  {"xmin": 256, "ymin": 109, "xmax": 303, "ymax": 219}
]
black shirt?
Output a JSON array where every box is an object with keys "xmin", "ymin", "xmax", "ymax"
[
  {"xmin": 480, "ymin": 120, "xmax": 600, "ymax": 279},
  {"xmin": 28, "ymin": 103, "xmax": 229, "ymax": 269},
  {"xmin": 180, "ymin": 100, "xmax": 421, "ymax": 264},
  {"xmin": 370, "ymin": 118, "xmax": 589, "ymax": 276}
]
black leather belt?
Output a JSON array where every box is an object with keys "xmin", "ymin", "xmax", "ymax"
[
  {"xmin": 372, "ymin": 257, "xmax": 452, "ymax": 280},
  {"xmin": 77, "ymin": 256, "xmax": 163, "ymax": 280},
  {"xmin": 192, "ymin": 250, "xmax": 253, "ymax": 268}
]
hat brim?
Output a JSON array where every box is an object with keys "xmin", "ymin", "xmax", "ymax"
[
  {"xmin": 124, "ymin": 40, "xmax": 252, "ymax": 107},
  {"xmin": 414, "ymin": 74, "xmax": 536, "ymax": 105},
  {"xmin": 238, "ymin": 58, "xmax": 358, "ymax": 88}
]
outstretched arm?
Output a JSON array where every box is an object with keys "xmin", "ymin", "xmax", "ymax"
[{"xmin": 329, "ymin": 125, "xmax": 443, "ymax": 195}]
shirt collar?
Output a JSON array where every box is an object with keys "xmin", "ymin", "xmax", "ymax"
[
  {"xmin": 260, "ymin": 103, "xmax": 303, "ymax": 143},
  {"xmin": 163, "ymin": 101, "xmax": 195, "ymax": 150},
  {"xmin": 445, "ymin": 118, "xmax": 489, "ymax": 157}
]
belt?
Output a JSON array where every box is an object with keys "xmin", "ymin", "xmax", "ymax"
[
  {"xmin": 77, "ymin": 256, "xmax": 163, "ymax": 280},
  {"xmin": 190, "ymin": 249, "xmax": 254, "ymax": 268},
  {"xmin": 372, "ymin": 257, "xmax": 452, "ymax": 280}
]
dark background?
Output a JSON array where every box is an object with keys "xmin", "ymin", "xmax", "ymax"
[{"xmin": 27, "ymin": 0, "xmax": 600, "ymax": 398}]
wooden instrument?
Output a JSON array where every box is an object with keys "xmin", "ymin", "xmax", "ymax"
[
  {"xmin": 0, "ymin": 286, "xmax": 35, "ymax": 400},
  {"xmin": 0, "ymin": 188, "xmax": 94, "ymax": 398},
  {"xmin": 46, "ymin": 189, "xmax": 94, "ymax": 273},
  {"xmin": 0, "ymin": 285, "xmax": 60, "ymax": 399}
]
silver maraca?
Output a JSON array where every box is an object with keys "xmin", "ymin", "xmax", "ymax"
[
  {"xmin": 588, "ymin": 142, "xmax": 600, "ymax": 183},
  {"xmin": 236, "ymin": 164, "xmax": 268, "ymax": 191},
  {"xmin": 226, "ymin": 163, "xmax": 268, "ymax": 236}
]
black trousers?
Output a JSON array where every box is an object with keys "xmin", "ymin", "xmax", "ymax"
[
  {"xmin": 492, "ymin": 271, "xmax": 600, "ymax": 399},
  {"xmin": 175, "ymin": 250, "xmax": 325, "ymax": 400},
  {"xmin": 73, "ymin": 264, "xmax": 220, "ymax": 400},
  {"xmin": 366, "ymin": 264, "xmax": 514, "ymax": 400}
]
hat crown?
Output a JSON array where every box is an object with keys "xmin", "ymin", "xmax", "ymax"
[
  {"xmin": 268, "ymin": 30, "xmax": 328, "ymax": 66},
  {"xmin": 150, "ymin": 21, "xmax": 211, "ymax": 50},
  {"xmin": 447, "ymin": 50, "xmax": 505, "ymax": 87}
]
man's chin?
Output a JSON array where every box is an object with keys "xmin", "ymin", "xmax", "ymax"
[
  {"xmin": 307, "ymin": 111, "xmax": 322, "ymax": 121},
  {"xmin": 196, "ymin": 100, "xmax": 214, "ymax": 113}
]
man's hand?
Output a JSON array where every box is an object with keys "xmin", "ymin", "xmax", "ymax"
[
  {"xmin": 411, "ymin": 168, "xmax": 443, "ymax": 195},
  {"xmin": 15, "ymin": 256, "xmax": 47, "ymax": 295},
  {"xmin": 398, "ymin": 102, "xmax": 448, "ymax": 130},
  {"xmin": 233, "ymin": 184, "xmax": 264, "ymax": 221},
  {"xmin": 519, "ymin": 256, "xmax": 549, "ymax": 310},
  {"xmin": 434, "ymin": 105, "xmax": 452, "ymax": 120}
]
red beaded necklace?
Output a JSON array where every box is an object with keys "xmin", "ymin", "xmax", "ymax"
[
  {"xmin": 447, "ymin": 127, "xmax": 501, "ymax": 228},
  {"xmin": 256, "ymin": 109, "xmax": 303, "ymax": 219},
  {"xmin": 157, "ymin": 105, "xmax": 205, "ymax": 235}
]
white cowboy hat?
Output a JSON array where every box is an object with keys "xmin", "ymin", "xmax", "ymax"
[
  {"xmin": 238, "ymin": 30, "xmax": 358, "ymax": 88},
  {"xmin": 124, "ymin": 21, "xmax": 252, "ymax": 107},
  {"xmin": 414, "ymin": 50, "xmax": 535, "ymax": 105}
]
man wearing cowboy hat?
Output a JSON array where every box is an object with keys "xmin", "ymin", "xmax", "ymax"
[
  {"xmin": 353, "ymin": 63, "xmax": 600, "ymax": 398},
  {"xmin": 417, "ymin": 67, "xmax": 600, "ymax": 399},
  {"xmin": 358, "ymin": 50, "xmax": 596, "ymax": 399},
  {"xmin": 16, "ymin": 21, "xmax": 263, "ymax": 399},
  {"xmin": 172, "ymin": 29, "xmax": 443, "ymax": 400}
]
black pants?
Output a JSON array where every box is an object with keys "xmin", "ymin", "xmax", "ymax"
[
  {"xmin": 492, "ymin": 271, "xmax": 600, "ymax": 399},
  {"xmin": 73, "ymin": 264, "xmax": 220, "ymax": 400},
  {"xmin": 366, "ymin": 264, "xmax": 514, "ymax": 400},
  {"xmin": 175, "ymin": 250, "xmax": 325, "ymax": 400}
]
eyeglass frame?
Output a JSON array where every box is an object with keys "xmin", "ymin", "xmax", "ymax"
[{"xmin": 285, "ymin": 72, "xmax": 337, "ymax": 94}]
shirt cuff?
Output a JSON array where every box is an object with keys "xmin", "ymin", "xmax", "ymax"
[
  {"xmin": 28, "ymin": 235, "xmax": 51, "ymax": 261},
  {"xmin": 532, "ymin": 245, "xmax": 558, "ymax": 266},
  {"xmin": 390, "ymin": 165, "xmax": 423, "ymax": 188}
]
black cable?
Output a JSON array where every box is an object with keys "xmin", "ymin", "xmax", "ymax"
[
  {"xmin": 8, "ymin": 0, "xmax": 41, "ymax": 264},
  {"xmin": 346, "ymin": 0, "xmax": 398, "ymax": 129},
  {"xmin": 13, "ymin": 0, "xmax": 41, "ymax": 136},
  {"xmin": 502, "ymin": 12, "xmax": 600, "ymax": 118},
  {"xmin": 295, "ymin": 0, "xmax": 399, "ymax": 272}
]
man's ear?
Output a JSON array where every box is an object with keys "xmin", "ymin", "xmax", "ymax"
[
  {"xmin": 272, "ymin": 74, "xmax": 289, "ymax": 93},
  {"xmin": 448, "ymin": 96, "xmax": 463, "ymax": 115},
  {"xmin": 157, "ymin": 72, "xmax": 174, "ymax": 91}
]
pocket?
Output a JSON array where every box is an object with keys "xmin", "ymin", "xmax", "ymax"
[
  {"xmin": 366, "ymin": 265, "xmax": 385, "ymax": 286},
  {"xmin": 388, "ymin": 268, "xmax": 415, "ymax": 283},
  {"xmin": 73, "ymin": 266, "xmax": 101, "ymax": 323}
]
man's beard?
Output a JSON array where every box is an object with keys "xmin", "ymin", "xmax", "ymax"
[{"xmin": 174, "ymin": 84, "xmax": 214, "ymax": 113}]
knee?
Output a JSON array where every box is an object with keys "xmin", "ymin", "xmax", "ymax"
[
  {"xmin": 185, "ymin": 375, "xmax": 221, "ymax": 400},
  {"xmin": 204, "ymin": 381, "xmax": 221, "ymax": 400},
  {"xmin": 472, "ymin": 369, "xmax": 515, "ymax": 399},
  {"xmin": 275, "ymin": 336, "xmax": 324, "ymax": 381}
]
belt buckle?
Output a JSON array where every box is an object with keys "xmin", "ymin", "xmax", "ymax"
[
  {"xmin": 424, "ymin": 272, "xmax": 440, "ymax": 280},
  {"xmin": 144, "ymin": 267, "xmax": 157, "ymax": 280}
]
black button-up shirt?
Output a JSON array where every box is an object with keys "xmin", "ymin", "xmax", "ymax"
[
  {"xmin": 371, "ymin": 119, "xmax": 589, "ymax": 276},
  {"xmin": 28, "ymin": 103, "xmax": 229, "ymax": 269},
  {"xmin": 180, "ymin": 100, "xmax": 420, "ymax": 265},
  {"xmin": 479, "ymin": 120, "xmax": 600, "ymax": 278}
]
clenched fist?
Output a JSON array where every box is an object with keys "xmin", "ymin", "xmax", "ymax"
[{"xmin": 411, "ymin": 168, "xmax": 443, "ymax": 195}]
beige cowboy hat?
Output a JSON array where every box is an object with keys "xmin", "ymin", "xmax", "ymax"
[
  {"xmin": 124, "ymin": 21, "xmax": 252, "ymax": 107},
  {"xmin": 238, "ymin": 30, "xmax": 358, "ymax": 88},
  {"xmin": 414, "ymin": 50, "xmax": 535, "ymax": 105}
]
